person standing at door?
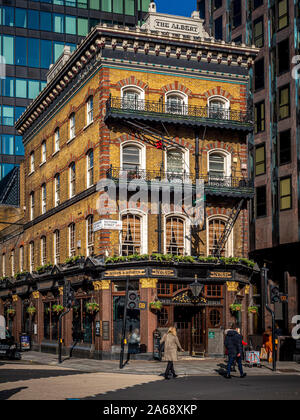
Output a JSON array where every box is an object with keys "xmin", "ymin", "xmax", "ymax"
[
  {"xmin": 224, "ymin": 326, "xmax": 247, "ymax": 379},
  {"xmin": 160, "ymin": 327, "xmax": 184, "ymax": 380}
]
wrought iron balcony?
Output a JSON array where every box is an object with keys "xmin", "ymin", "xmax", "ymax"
[
  {"xmin": 106, "ymin": 167, "xmax": 254, "ymax": 198},
  {"xmin": 105, "ymin": 97, "xmax": 254, "ymax": 132}
]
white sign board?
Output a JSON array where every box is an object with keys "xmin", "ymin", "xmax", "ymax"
[
  {"xmin": 0, "ymin": 315, "xmax": 6, "ymax": 340},
  {"xmin": 93, "ymin": 220, "xmax": 122, "ymax": 232}
]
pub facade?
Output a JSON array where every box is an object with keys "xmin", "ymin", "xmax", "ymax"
[{"xmin": 0, "ymin": 4, "xmax": 259, "ymax": 359}]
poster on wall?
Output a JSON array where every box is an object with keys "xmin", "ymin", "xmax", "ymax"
[{"xmin": 20, "ymin": 335, "xmax": 31, "ymax": 351}]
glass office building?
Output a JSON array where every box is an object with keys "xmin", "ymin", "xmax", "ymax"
[{"xmin": 0, "ymin": 0, "xmax": 151, "ymax": 179}]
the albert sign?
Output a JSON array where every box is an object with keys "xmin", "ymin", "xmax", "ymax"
[
  {"xmin": 154, "ymin": 19, "xmax": 199, "ymax": 35},
  {"xmin": 93, "ymin": 219, "xmax": 122, "ymax": 232}
]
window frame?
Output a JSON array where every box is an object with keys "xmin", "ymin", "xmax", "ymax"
[
  {"xmin": 69, "ymin": 162, "xmax": 76, "ymax": 198},
  {"xmin": 86, "ymin": 96, "xmax": 94, "ymax": 125},
  {"xmin": 87, "ymin": 149, "xmax": 94, "ymax": 188},
  {"xmin": 255, "ymin": 143, "xmax": 266, "ymax": 176},
  {"xmin": 54, "ymin": 127, "xmax": 60, "ymax": 153},
  {"xmin": 86, "ymin": 215, "xmax": 94, "ymax": 257},
  {"xmin": 278, "ymin": 84, "xmax": 290, "ymax": 120},
  {"xmin": 254, "ymin": 100, "xmax": 265, "ymax": 134},
  {"xmin": 69, "ymin": 113, "xmax": 76, "ymax": 140},
  {"xmin": 256, "ymin": 185, "xmax": 267, "ymax": 218},
  {"xmin": 41, "ymin": 183, "xmax": 47, "ymax": 215},
  {"xmin": 207, "ymin": 216, "xmax": 233, "ymax": 257},
  {"xmin": 54, "ymin": 174, "xmax": 60, "ymax": 207},
  {"xmin": 279, "ymin": 129, "xmax": 291, "ymax": 166},
  {"xmin": 279, "ymin": 176, "xmax": 292, "ymax": 211},
  {"xmin": 41, "ymin": 236, "xmax": 47, "ymax": 266},
  {"xmin": 54, "ymin": 230, "xmax": 60, "ymax": 264},
  {"xmin": 69, "ymin": 223, "xmax": 76, "ymax": 257}
]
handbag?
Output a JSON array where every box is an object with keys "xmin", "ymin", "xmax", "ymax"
[{"xmin": 260, "ymin": 347, "xmax": 268, "ymax": 360}]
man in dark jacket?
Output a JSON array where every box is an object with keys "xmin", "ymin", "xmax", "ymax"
[{"xmin": 224, "ymin": 327, "xmax": 247, "ymax": 379}]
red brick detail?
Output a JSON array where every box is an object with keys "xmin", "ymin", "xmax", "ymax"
[
  {"xmin": 202, "ymin": 86, "xmax": 234, "ymax": 101},
  {"xmin": 161, "ymin": 82, "xmax": 192, "ymax": 97},
  {"xmin": 117, "ymin": 76, "xmax": 148, "ymax": 90}
]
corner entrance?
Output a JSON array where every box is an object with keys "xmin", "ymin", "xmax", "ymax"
[{"xmin": 174, "ymin": 306, "xmax": 206, "ymax": 356}]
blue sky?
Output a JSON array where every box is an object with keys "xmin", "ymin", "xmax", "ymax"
[{"xmin": 155, "ymin": 0, "xmax": 196, "ymax": 17}]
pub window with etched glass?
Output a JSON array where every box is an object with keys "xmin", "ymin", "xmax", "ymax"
[
  {"xmin": 121, "ymin": 214, "xmax": 141, "ymax": 256},
  {"xmin": 166, "ymin": 216, "xmax": 185, "ymax": 256},
  {"xmin": 72, "ymin": 297, "xmax": 93, "ymax": 344},
  {"xmin": 43, "ymin": 301, "xmax": 59, "ymax": 341}
]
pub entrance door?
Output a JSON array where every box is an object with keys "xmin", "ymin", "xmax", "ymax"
[{"xmin": 174, "ymin": 306, "xmax": 206, "ymax": 356}]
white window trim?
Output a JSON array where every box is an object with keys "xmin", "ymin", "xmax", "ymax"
[
  {"xmin": 54, "ymin": 174, "xmax": 60, "ymax": 207},
  {"xmin": 54, "ymin": 231, "xmax": 60, "ymax": 265},
  {"xmin": 69, "ymin": 163, "xmax": 76, "ymax": 198},
  {"xmin": 54, "ymin": 128, "xmax": 60, "ymax": 153},
  {"xmin": 119, "ymin": 209, "xmax": 148, "ymax": 256},
  {"xmin": 41, "ymin": 236, "xmax": 46, "ymax": 266},
  {"xmin": 30, "ymin": 192, "xmax": 34, "ymax": 221},
  {"xmin": 11, "ymin": 250, "xmax": 15, "ymax": 277},
  {"xmin": 86, "ymin": 150, "xmax": 94, "ymax": 188},
  {"xmin": 30, "ymin": 152, "xmax": 35, "ymax": 174},
  {"xmin": 164, "ymin": 146, "xmax": 190, "ymax": 176},
  {"xmin": 208, "ymin": 95, "xmax": 230, "ymax": 119},
  {"xmin": 2, "ymin": 254, "xmax": 5, "ymax": 277},
  {"xmin": 206, "ymin": 215, "xmax": 234, "ymax": 257},
  {"xmin": 69, "ymin": 113, "xmax": 76, "ymax": 141},
  {"xmin": 19, "ymin": 246, "xmax": 24, "ymax": 273},
  {"xmin": 29, "ymin": 242, "xmax": 34, "ymax": 273},
  {"xmin": 165, "ymin": 91, "xmax": 188, "ymax": 115},
  {"xmin": 121, "ymin": 85, "xmax": 145, "ymax": 110},
  {"xmin": 86, "ymin": 97, "xmax": 94, "ymax": 125},
  {"xmin": 163, "ymin": 213, "xmax": 191, "ymax": 256},
  {"xmin": 120, "ymin": 141, "xmax": 146, "ymax": 172},
  {"xmin": 68, "ymin": 224, "xmax": 76, "ymax": 257},
  {"xmin": 41, "ymin": 141, "xmax": 47, "ymax": 164},
  {"xmin": 41, "ymin": 184, "xmax": 47, "ymax": 215},
  {"xmin": 207, "ymin": 148, "xmax": 231, "ymax": 178},
  {"xmin": 86, "ymin": 216, "xmax": 94, "ymax": 257}
]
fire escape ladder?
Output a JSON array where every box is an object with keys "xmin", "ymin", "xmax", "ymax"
[{"xmin": 213, "ymin": 198, "xmax": 245, "ymax": 258}]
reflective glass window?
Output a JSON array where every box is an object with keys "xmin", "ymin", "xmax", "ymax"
[
  {"xmin": 2, "ymin": 77, "xmax": 14, "ymax": 97},
  {"xmin": 40, "ymin": 12, "xmax": 52, "ymax": 31},
  {"xmin": 28, "ymin": 10, "xmax": 39, "ymax": 30},
  {"xmin": 90, "ymin": 0, "xmax": 100, "ymax": 9},
  {"xmin": 78, "ymin": 0, "xmax": 88, "ymax": 8},
  {"xmin": 1, "ymin": 135, "xmax": 14, "ymax": 155},
  {"xmin": 3, "ymin": 7, "xmax": 14, "ymax": 27},
  {"xmin": 142, "ymin": 0, "xmax": 150, "ymax": 12},
  {"xmin": 1, "ymin": 164, "xmax": 15, "ymax": 180},
  {"xmin": 28, "ymin": 39, "xmax": 40, "ymax": 68},
  {"xmin": 125, "ymin": 0, "xmax": 135, "ymax": 15},
  {"xmin": 41, "ymin": 40, "xmax": 52, "ymax": 69},
  {"xmin": 15, "ymin": 37, "xmax": 27, "ymax": 66},
  {"xmin": 66, "ymin": 16, "xmax": 77, "ymax": 35},
  {"xmin": 15, "ymin": 107, "xmax": 26, "ymax": 123},
  {"xmin": 66, "ymin": 0, "xmax": 77, "ymax": 6},
  {"xmin": 78, "ymin": 18, "xmax": 88, "ymax": 36},
  {"xmin": 2, "ymin": 106, "xmax": 14, "ymax": 126},
  {"xmin": 53, "ymin": 0, "xmax": 64, "ymax": 5},
  {"xmin": 53, "ymin": 42, "xmax": 64, "ymax": 62},
  {"xmin": 15, "ymin": 136, "xmax": 24, "ymax": 156},
  {"xmin": 3, "ymin": 36, "xmax": 14, "ymax": 65},
  {"xmin": 102, "ymin": 0, "xmax": 112, "ymax": 12},
  {"xmin": 28, "ymin": 80, "xmax": 40, "ymax": 100},
  {"xmin": 15, "ymin": 8, "xmax": 27, "ymax": 28},
  {"xmin": 16, "ymin": 79, "xmax": 27, "ymax": 98},
  {"xmin": 114, "ymin": 0, "xmax": 123, "ymax": 14},
  {"xmin": 54, "ymin": 14, "xmax": 64, "ymax": 33}
]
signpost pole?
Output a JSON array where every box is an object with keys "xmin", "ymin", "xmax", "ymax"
[{"xmin": 120, "ymin": 276, "xmax": 130, "ymax": 369}]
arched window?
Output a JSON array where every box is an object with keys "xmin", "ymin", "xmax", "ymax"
[
  {"xmin": 208, "ymin": 217, "xmax": 233, "ymax": 257},
  {"xmin": 122, "ymin": 144, "xmax": 141, "ymax": 171},
  {"xmin": 86, "ymin": 215, "xmax": 94, "ymax": 257},
  {"xmin": 208, "ymin": 96, "xmax": 230, "ymax": 119},
  {"xmin": 121, "ymin": 213, "xmax": 141, "ymax": 256},
  {"xmin": 121, "ymin": 87, "xmax": 144, "ymax": 110},
  {"xmin": 166, "ymin": 92, "xmax": 187, "ymax": 115},
  {"xmin": 208, "ymin": 150, "xmax": 231, "ymax": 185},
  {"xmin": 87, "ymin": 150, "xmax": 94, "ymax": 188},
  {"xmin": 166, "ymin": 216, "xmax": 185, "ymax": 255},
  {"xmin": 167, "ymin": 149, "xmax": 183, "ymax": 175}
]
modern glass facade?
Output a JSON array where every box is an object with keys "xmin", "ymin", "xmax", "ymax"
[{"xmin": 0, "ymin": 0, "xmax": 151, "ymax": 179}]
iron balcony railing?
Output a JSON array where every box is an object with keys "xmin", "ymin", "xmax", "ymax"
[
  {"xmin": 106, "ymin": 97, "xmax": 254, "ymax": 128},
  {"xmin": 106, "ymin": 166, "xmax": 254, "ymax": 192}
]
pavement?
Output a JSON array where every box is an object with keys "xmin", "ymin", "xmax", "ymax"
[
  {"xmin": 16, "ymin": 350, "xmax": 300, "ymax": 376},
  {"xmin": 1, "ymin": 352, "xmax": 300, "ymax": 400}
]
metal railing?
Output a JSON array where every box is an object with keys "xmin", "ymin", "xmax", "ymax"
[
  {"xmin": 106, "ymin": 167, "xmax": 254, "ymax": 190},
  {"xmin": 106, "ymin": 97, "xmax": 253, "ymax": 126}
]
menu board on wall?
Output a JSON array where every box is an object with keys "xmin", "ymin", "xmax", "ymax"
[{"xmin": 102, "ymin": 321, "xmax": 110, "ymax": 341}]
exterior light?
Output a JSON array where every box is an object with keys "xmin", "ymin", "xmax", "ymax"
[{"xmin": 189, "ymin": 275, "xmax": 204, "ymax": 297}]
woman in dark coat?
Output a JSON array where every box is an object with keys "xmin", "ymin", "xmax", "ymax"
[{"xmin": 160, "ymin": 327, "xmax": 184, "ymax": 380}]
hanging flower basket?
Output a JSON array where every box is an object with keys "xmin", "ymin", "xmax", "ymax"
[
  {"xmin": 230, "ymin": 303, "xmax": 242, "ymax": 313},
  {"xmin": 149, "ymin": 300, "xmax": 163, "ymax": 312},
  {"xmin": 52, "ymin": 304, "xmax": 64, "ymax": 314},
  {"xmin": 85, "ymin": 302, "xmax": 100, "ymax": 314},
  {"xmin": 7, "ymin": 308, "xmax": 16, "ymax": 317},
  {"xmin": 26, "ymin": 306, "xmax": 37, "ymax": 316},
  {"xmin": 248, "ymin": 306, "xmax": 259, "ymax": 314}
]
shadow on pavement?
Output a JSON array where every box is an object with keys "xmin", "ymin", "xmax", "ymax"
[
  {"xmin": 0, "ymin": 387, "xmax": 28, "ymax": 400},
  {"xmin": 0, "ymin": 369, "xmax": 88, "ymax": 384}
]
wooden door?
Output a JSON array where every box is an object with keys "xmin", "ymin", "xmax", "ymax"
[{"xmin": 191, "ymin": 308, "xmax": 206, "ymax": 354}]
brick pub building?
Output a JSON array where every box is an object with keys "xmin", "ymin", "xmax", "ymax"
[{"xmin": 0, "ymin": 3, "xmax": 259, "ymax": 359}]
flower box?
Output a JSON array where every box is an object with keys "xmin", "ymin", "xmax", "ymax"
[
  {"xmin": 26, "ymin": 306, "xmax": 37, "ymax": 316},
  {"xmin": 230, "ymin": 304, "xmax": 242, "ymax": 312},
  {"xmin": 52, "ymin": 304, "xmax": 64, "ymax": 314},
  {"xmin": 248, "ymin": 306, "xmax": 258, "ymax": 314},
  {"xmin": 149, "ymin": 301, "xmax": 163, "ymax": 311},
  {"xmin": 85, "ymin": 302, "xmax": 100, "ymax": 314}
]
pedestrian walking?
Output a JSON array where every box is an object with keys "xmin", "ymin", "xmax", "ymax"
[
  {"xmin": 224, "ymin": 326, "xmax": 247, "ymax": 379},
  {"xmin": 126, "ymin": 328, "xmax": 140, "ymax": 364},
  {"xmin": 160, "ymin": 327, "xmax": 184, "ymax": 380},
  {"xmin": 263, "ymin": 327, "xmax": 273, "ymax": 363}
]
